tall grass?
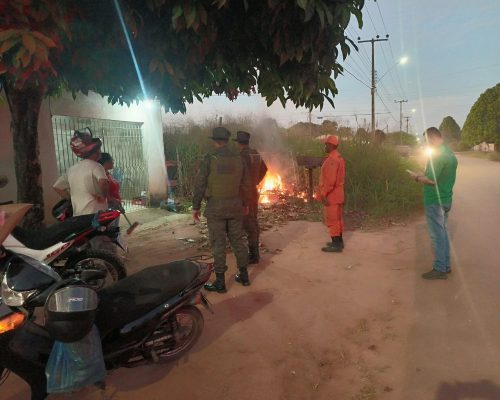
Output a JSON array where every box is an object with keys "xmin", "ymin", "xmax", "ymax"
[
  {"xmin": 285, "ymin": 134, "xmax": 422, "ymax": 216},
  {"xmin": 164, "ymin": 120, "xmax": 422, "ymax": 217},
  {"xmin": 164, "ymin": 117, "xmax": 257, "ymax": 196}
]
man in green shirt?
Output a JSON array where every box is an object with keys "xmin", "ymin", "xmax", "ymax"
[{"xmin": 409, "ymin": 127, "xmax": 458, "ymax": 280}]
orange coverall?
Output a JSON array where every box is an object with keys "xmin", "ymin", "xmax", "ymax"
[{"xmin": 319, "ymin": 150, "xmax": 346, "ymax": 237}]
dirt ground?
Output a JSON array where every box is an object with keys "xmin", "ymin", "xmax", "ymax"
[{"xmin": 4, "ymin": 210, "xmax": 418, "ymax": 400}]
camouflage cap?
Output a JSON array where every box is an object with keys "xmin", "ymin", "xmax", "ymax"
[
  {"xmin": 233, "ymin": 131, "xmax": 251, "ymax": 143},
  {"xmin": 209, "ymin": 127, "xmax": 231, "ymax": 141}
]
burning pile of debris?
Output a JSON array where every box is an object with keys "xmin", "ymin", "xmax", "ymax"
[
  {"xmin": 185, "ymin": 167, "xmax": 368, "ymax": 251},
  {"xmin": 256, "ymin": 171, "xmax": 316, "ymax": 231},
  {"xmin": 191, "ymin": 170, "xmax": 314, "ymax": 250}
]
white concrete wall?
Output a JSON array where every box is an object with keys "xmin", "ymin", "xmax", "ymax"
[
  {"xmin": 48, "ymin": 92, "xmax": 167, "ymax": 203},
  {"xmin": 0, "ymin": 91, "xmax": 167, "ymax": 220}
]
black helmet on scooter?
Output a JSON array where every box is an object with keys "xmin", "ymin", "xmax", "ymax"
[
  {"xmin": 52, "ymin": 199, "xmax": 73, "ymax": 221},
  {"xmin": 44, "ymin": 285, "xmax": 98, "ymax": 342}
]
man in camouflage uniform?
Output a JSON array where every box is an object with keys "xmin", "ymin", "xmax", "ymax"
[
  {"xmin": 233, "ymin": 131, "xmax": 268, "ymax": 264},
  {"xmin": 192, "ymin": 127, "xmax": 253, "ymax": 293}
]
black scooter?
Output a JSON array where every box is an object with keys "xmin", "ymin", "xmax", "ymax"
[{"xmin": 0, "ymin": 248, "xmax": 213, "ymax": 400}]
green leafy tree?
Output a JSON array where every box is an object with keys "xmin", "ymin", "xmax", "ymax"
[
  {"xmin": 438, "ymin": 116, "xmax": 461, "ymax": 143},
  {"xmin": 1, "ymin": 0, "xmax": 364, "ymax": 226},
  {"xmin": 461, "ymin": 83, "xmax": 500, "ymax": 146}
]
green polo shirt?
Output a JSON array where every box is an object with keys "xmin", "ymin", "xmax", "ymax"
[{"xmin": 423, "ymin": 144, "xmax": 458, "ymax": 206}]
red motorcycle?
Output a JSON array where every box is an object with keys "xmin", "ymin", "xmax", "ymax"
[{"xmin": 3, "ymin": 208, "xmax": 126, "ymax": 288}]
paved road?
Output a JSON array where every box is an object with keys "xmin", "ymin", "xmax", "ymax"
[{"xmin": 405, "ymin": 154, "xmax": 500, "ymax": 399}]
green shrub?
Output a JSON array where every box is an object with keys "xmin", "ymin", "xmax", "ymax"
[
  {"xmin": 164, "ymin": 120, "xmax": 422, "ymax": 217},
  {"xmin": 285, "ymin": 136, "xmax": 422, "ymax": 216},
  {"xmin": 164, "ymin": 118, "xmax": 256, "ymax": 196}
]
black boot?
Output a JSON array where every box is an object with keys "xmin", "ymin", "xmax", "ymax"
[
  {"xmin": 248, "ymin": 245, "xmax": 260, "ymax": 264},
  {"xmin": 204, "ymin": 273, "xmax": 227, "ymax": 293},
  {"xmin": 235, "ymin": 269, "xmax": 250, "ymax": 286},
  {"xmin": 325, "ymin": 235, "xmax": 345, "ymax": 249},
  {"xmin": 322, "ymin": 237, "xmax": 343, "ymax": 252}
]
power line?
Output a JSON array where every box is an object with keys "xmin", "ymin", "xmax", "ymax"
[
  {"xmin": 377, "ymin": 93, "xmax": 399, "ymax": 124},
  {"xmin": 365, "ymin": 6, "xmax": 379, "ymax": 36},
  {"xmin": 346, "ymin": 27, "xmax": 372, "ymax": 67},
  {"xmin": 374, "ymin": 0, "xmax": 389, "ymax": 34},
  {"xmin": 345, "ymin": 59, "xmax": 371, "ymax": 83},
  {"xmin": 344, "ymin": 46, "xmax": 372, "ymax": 82},
  {"xmin": 378, "ymin": 79, "xmax": 398, "ymax": 104},
  {"xmin": 318, "ymin": 112, "xmax": 391, "ymax": 118},
  {"xmin": 342, "ymin": 67, "xmax": 372, "ymax": 89},
  {"xmin": 371, "ymin": 0, "xmax": 406, "ymax": 99},
  {"xmin": 379, "ymin": 45, "xmax": 405, "ymax": 99}
]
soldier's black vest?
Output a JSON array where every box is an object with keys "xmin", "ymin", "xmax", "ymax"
[{"xmin": 205, "ymin": 151, "xmax": 242, "ymax": 199}]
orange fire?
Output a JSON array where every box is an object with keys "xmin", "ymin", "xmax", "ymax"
[
  {"xmin": 259, "ymin": 172, "xmax": 285, "ymax": 204},
  {"xmin": 257, "ymin": 171, "xmax": 311, "ymax": 205},
  {"xmin": 261, "ymin": 173, "xmax": 283, "ymax": 192}
]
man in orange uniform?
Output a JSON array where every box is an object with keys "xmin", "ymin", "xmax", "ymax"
[{"xmin": 319, "ymin": 135, "xmax": 346, "ymax": 252}]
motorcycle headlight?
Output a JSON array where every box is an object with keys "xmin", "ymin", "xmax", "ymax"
[{"xmin": 1, "ymin": 274, "xmax": 37, "ymax": 307}]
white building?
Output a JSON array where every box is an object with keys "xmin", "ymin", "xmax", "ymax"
[
  {"xmin": 472, "ymin": 142, "xmax": 495, "ymax": 152},
  {"xmin": 0, "ymin": 91, "xmax": 167, "ymax": 221}
]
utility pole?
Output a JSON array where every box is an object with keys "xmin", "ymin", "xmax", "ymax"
[
  {"xmin": 404, "ymin": 116, "xmax": 411, "ymax": 133},
  {"xmin": 394, "ymin": 99, "xmax": 408, "ymax": 144},
  {"xmin": 358, "ymin": 35, "xmax": 389, "ymax": 136}
]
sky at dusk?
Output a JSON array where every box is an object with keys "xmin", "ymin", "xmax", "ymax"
[{"xmin": 164, "ymin": 0, "xmax": 500, "ymax": 135}]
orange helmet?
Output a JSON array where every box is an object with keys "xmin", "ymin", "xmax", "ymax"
[{"xmin": 70, "ymin": 128, "xmax": 102, "ymax": 158}]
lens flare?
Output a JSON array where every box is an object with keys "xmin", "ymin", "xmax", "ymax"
[{"xmin": 113, "ymin": 0, "xmax": 148, "ymax": 101}]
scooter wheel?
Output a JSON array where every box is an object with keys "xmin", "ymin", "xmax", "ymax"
[{"xmin": 145, "ymin": 305, "xmax": 204, "ymax": 363}]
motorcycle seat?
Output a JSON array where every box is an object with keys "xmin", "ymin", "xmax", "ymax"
[
  {"xmin": 96, "ymin": 260, "xmax": 201, "ymax": 336},
  {"xmin": 11, "ymin": 214, "xmax": 96, "ymax": 250}
]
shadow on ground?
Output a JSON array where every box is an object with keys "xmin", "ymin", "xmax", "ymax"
[
  {"xmin": 435, "ymin": 380, "xmax": 500, "ymax": 400},
  {"xmin": 109, "ymin": 291, "xmax": 274, "ymax": 393}
]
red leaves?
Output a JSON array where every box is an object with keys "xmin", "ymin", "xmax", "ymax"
[{"xmin": 0, "ymin": 0, "xmax": 66, "ymax": 88}]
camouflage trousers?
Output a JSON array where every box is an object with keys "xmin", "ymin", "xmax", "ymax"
[
  {"xmin": 243, "ymin": 201, "xmax": 260, "ymax": 248},
  {"xmin": 207, "ymin": 217, "xmax": 249, "ymax": 274}
]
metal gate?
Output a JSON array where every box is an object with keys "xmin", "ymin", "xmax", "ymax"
[{"xmin": 52, "ymin": 115, "xmax": 149, "ymax": 211}]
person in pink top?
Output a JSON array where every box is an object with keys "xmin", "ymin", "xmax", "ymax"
[
  {"xmin": 98, "ymin": 153, "xmax": 121, "ymax": 208},
  {"xmin": 318, "ymin": 135, "xmax": 346, "ymax": 253}
]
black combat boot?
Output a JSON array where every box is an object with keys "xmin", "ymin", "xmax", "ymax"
[
  {"xmin": 235, "ymin": 269, "xmax": 250, "ymax": 286},
  {"xmin": 248, "ymin": 245, "xmax": 260, "ymax": 264},
  {"xmin": 322, "ymin": 237, "xmax": 343, "ymax": 253},
  {"xmin": 204, "ymin": 273, "xmax": 227, "ymax": 293},
  {"xmin": 325, "ymin": 235, "xmax": 344, "ymax": 249}
]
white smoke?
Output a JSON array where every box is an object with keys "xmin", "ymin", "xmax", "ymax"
[{"xmin": 249, "ymin": 117, "xmax": 299, "ymax": 188}]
